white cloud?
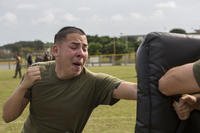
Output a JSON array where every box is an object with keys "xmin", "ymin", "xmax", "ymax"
[
  {"xmin": 0, "ymin": 12, "xmax": 18, "ymax": 24},
  {"xmin": 111, "ymin": 14, "xmax": 124, "ymax": 21},
  {"xmin": 17, "ymin": 3, "xmax": 36, "ymax": 10},
  {"xmin": 63, "ymin": 13, "xmax": 79, "ymax": 21},
  {"xmin": 0, "ymin": 0, "xmax": 199, "ymax": 45},
  {"xmin": 44, "ymin": 8, "xmax": 65, "ymax": 15},
  {"xmin": 130, "ymin": 12, "xmax": 145, "ymax": 20},
  {"xmin": 156, "ymin": 1, "xmax": 176, "ymax": 8},
  {"xmin": 78, "ymin": 7, "xmax": 91, "ymax": 11},
  {"xmin": 91, "ymin": 15, "xmax": 103, "ymax": 22},
  {"xmin": 152, "ymin": 10, "xmax": 164, "ymax": 18},
  {"xmin": 33, "ymin": 13, "xmax": 55, "ymax": 24}
]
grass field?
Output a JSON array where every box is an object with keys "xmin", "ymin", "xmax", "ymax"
[{"xmin": 0, "ymin": 65, "xmax": 137, "ymax": 133}]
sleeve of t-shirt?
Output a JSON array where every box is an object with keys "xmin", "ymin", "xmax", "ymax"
[
  {"xmin": 93, "ymin": 73, "xmax": 122, "ymax": 106},
  {"xmin": 193, "ymin": 59, "xmax": 200, "ymax": 87}
]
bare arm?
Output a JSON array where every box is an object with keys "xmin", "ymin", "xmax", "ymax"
[
  {"xmin": 2, "ymin": 66, "xmax": 41, "ymax": 123},
  {"xmin": 159, "ymin": 63, "xmax": 200, "ymax": 96},
  {"xmin": 113, "ymin": 81, "xmax": 137, "ymax": 100},
  {"xmin": 2, "ymin": 86, "xmax": 29, "ymax": 123}
]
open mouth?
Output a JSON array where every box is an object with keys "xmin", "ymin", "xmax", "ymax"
[{"xmin": 73, "ymin": 62, "xmax": 82, "ymax": 67}]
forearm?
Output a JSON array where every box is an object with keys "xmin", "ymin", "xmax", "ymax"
[
  {"xmin": 159, "ymin": 63, "xmax": 200, "ymax": 96},
  {"xmin": 113, "ymin": 82, "xmax": 137, "ymax": 100},
  {"xmin": 3, "ymin": 66, "xmax": 41, "ymax": 123},
  {"xmin": 124, "ymin": 82, "xmax": 137, "ymax": 100},
  {"xmin": 2, "ymin": 84, "xmax": 29, "ymax": 123}
]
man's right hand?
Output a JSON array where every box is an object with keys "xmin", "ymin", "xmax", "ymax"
[
  {"xmin": 180, "ymin": 94, "xmax": 200, "ymax": 110},
  {"xmin": 173, "ymin": 94, "xmax": 198, "ymax": 120},
  {"xmin": 173, "ymin": 100, "xmax": 192, "ymax": 120},
  {"xmin": 20, "ymin": 66, "xmax": 41, "ymax": 90},
  {"xmin": 2, "ymin": 66, "xmax": 41, "ymax": 123}
]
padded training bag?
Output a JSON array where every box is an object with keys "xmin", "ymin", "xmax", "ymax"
[{"xmin": 135, "ymin": 32, "xmax": 200, "ymax": 133}]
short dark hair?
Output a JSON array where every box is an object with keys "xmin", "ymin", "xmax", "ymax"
[{"xmin": 54, "ymin": 26, "xmax": 86, "ymax": 44}]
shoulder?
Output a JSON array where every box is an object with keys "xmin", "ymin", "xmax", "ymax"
[
  {"xmin": 82, "ymin": 67, "xmax": 121, "ymax": 85},
  {"xmin": 32, "ymin": 61, "xmax": 55, "ymax": 73},
  {"xmin": 32, "ymin": 61, "xmax": 55, "ymax": 67},
  {"xmin": 83, "ymin": 67, "xmax": 110, "ymax": 79},
  {"xmin": 193, "ymin": 59, "xmax": 200, "ymax": 71},
  {"xmin": 193, "ymin": 60, "xmax": 200, "ymax": 86}
]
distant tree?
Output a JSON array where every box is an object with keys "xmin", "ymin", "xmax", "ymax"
[
  {"xmin": 1, "ymin": 40, "xmax": 48, "ymax": 58},
  {"xmin": 100, "ymin": 43, "xmax": 113, "ymax": 54},
  {"xmin": 87, "ymin": 35, "xmax": 100, "ymax": 43},
  {"xmin": 0, "ymin": 34, "xmax": 138, "ymax": 58},
  {"xmin": 44, "ymin": 42, "xmax": 53, "ymax": 48},
  {"xmin": 99, "ymin": 36, "xmax": 112, "ymax": 44},
  {"xmin": 34, "ymin": 40, "xmax": 44, "ymax": 50},
  {"xmin": 88, "ymin": 42, "xmax": 102, "ymax": 55},
  {"xmin": 169, "ymin": 28, "xmax": 186, "ymax": 34},
  {"xmin": 115, "ymin": 39, "xmax": 128, "ymax": 54},
  {"xmin": 126, "ymin": 36, "xmax": 142, "ymax": 53}
]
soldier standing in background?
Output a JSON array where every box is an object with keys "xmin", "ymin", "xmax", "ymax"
[{"xmin": 13, "ymin": 53, "xmax": 22, "ymax": 78}]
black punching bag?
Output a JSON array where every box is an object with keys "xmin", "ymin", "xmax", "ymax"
[{"xmin": 135, "ymin": 32, "xmax": 200, "ymax": 133}]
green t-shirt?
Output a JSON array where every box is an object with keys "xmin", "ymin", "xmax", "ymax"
[
  {"xmin": 193, "ymin": 59, "xmax": 200, "ymax": 87},
  {"xmin": 21, "ymin": 61, "xmax": 121, "ymax": 133}
]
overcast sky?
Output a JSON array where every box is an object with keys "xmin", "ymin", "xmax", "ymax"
[{"xmin": 0, "ymin": 0, "xmax": 200, "ymax": 45}]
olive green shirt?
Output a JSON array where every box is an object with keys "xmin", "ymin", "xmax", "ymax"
[
  {"xmin": 21, "ymin": 61, "xmax": 121, "ymax": 133},
  {"xmin": 193, "ymin": 59, "xmax": 200, "ymax": 87}
]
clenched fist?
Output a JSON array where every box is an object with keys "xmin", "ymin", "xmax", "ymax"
[{"xmin": 20, "ymin": 66, "xmax": 41, "ymax": 90}]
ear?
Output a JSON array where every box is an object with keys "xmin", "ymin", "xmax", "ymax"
[{"xmin": 51, "ymin": 45, "xmax": 59, "ymax": 57}]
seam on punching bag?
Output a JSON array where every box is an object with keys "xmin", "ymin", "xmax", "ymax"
[{"xmin": 145, "ymin": 43, "xmax": 152, "ymax": 133}]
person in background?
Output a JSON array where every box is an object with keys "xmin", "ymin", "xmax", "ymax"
[
  {"xmin": 13, "ymin": 53, "xmax": 22, "ymax": 78},
  {"xmin": 3, "ymin": 26, "xmax": 137, "ymax": 133},
  {"xmin": 27, "ymin": 54, "xmax": 33, "ymax": 67},
  {"xmin": 43, "ymin": 51, "xmax": 50, "ymax": 61},
  {"xmin": 34, "ymin": 55, "xmax": 43, "ymax": 63}
]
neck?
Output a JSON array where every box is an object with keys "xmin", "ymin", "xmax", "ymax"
[{"xmin": 55, "ymin": 62, "xmax": 72, "ymax": 80}]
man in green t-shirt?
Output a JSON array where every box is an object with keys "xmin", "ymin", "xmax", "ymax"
[
  {"xmin": 159, "ymin": 60, "xmax": 200, "ymax": 120},
  {"xmin": 2, "ymin": 26, "xmax": 137, "ymax": 133}
]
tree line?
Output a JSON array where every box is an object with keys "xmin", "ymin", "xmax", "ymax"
[
  {"xmin": 0, "ymin": 35, "xmax": 141, "ymax": 59},
  {"xmin": 0, "ymin": 28, "xmax": 195, "ymax": 59}
]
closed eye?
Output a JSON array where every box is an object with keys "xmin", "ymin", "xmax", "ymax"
[
  {"xmin": 70, "ymin": 43, "xmax": 79, "ymax": 49},
  {"xmin": 82, "ymin": 45, "xmax": 88, "ymax": 52},
  {"xmin": 70, "ymin": 45, "xmax": 78, "ymax": 49}
]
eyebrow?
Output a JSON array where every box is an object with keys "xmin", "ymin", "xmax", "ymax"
[{"xmin": 71, "ymin": 42, "xmax": 88, "ymax": 47}]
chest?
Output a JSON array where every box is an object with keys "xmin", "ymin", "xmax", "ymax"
[{"xmin": 30, "ymin": 78, "xmax": 95, "ymax": 118}]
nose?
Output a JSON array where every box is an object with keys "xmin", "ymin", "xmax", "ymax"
[{"xmin": 77, "ymin": 48, "xmax": 85, "ymax": 58}]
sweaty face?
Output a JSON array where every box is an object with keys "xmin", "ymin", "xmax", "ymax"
[{"xmin": 54, "ymin": 33, "xmax": 88, "ymax": 79}]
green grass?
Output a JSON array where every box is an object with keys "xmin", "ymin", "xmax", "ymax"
[{"xmin": 0, "ymin": 65, "xmax": 137, "ymax": 133}]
